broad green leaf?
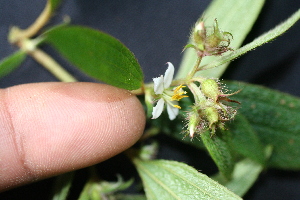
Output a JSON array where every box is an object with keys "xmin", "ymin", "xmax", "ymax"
[
  {"xmin": 48, "ymin": 0, "xmax": 62, "ymax": 12},
  {"xmin": 44, "ymin": 25, "xmax": 143, "ymax": 90},
  {"xmin": 212, "ymin": 158, "xmax": 265, "ymax": 197},
  {"xmin": 52, "ymin": 172, "xmax": 74, "ymax": 200},
  {"xmin": 222, "ymin": 114, "xmax": 265, "ymax": 164},
  {"xmin": 177, "ymin": 0, "xmax": 265, "ymax": 79},
  {"xmin": 133, "ymin": 159, "xmax": 242, "ymax": 200},
  {"xmin": 201, "ymin": 132, "xmax": 234, "ymax": 180},
  {"xmin": 225, "ymin": 81, "xmax": 300, "ymax": 169},
  {"xmin": 0, "ymin": 51, "xmax": 26, "ymax": 78},
  {"xmin": 202, "ymin": 8, "xmax": 300, "ymax": 71}
]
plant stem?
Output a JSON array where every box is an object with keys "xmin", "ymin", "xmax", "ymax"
[
  {"xmin": 130, "ymin": 85, "xmax": 144, "ymax": 95},
  {"xmin": 186, "ymin": 56, "xmax": 202, "ymax": 80},
  {"xmin": 29, "ymin": 48, "xmax": 77, "ymax": 82},
  {"xmin": 7, "ymin": 1, "xmax": 77, "ymax": 82},
  {"xmin": 9, "ymin": 1, "xmax": 52, "ymax": 43},
  {"xmin": 171, "ymin": 78, "xmax": 188, "ymax": 86}
]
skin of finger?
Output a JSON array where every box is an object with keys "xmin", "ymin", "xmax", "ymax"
[{"xmin": 0, "ymin": 82, "xmax": 145, "ymax": 191}]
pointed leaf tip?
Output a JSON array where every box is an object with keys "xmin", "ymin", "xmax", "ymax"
[{"xmin": 0, "ymin": 51, "xmax": 26, "ymax": 79}]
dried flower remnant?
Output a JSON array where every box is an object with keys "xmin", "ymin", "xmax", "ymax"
[{"xmin": 186, "ymin": 19, "xmax": 233, "ymax": 57}]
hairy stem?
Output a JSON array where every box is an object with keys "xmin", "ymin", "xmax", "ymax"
[{"xmin": 186, "ymin": 56, "xmax": 202, "ymax": 80}]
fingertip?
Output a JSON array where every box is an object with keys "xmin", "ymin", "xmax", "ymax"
[{"xmin": 0, "ymin": 82, "xmax": 145, "ymax": 191}]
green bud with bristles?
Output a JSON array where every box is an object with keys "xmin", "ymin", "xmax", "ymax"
[
  {"xmin": 204, "ymin": 107, "xmax": 219, "ymax": 131},
  {"xmin": 201, "ymin": 79, "xmax": 220, "ymax": 102},
  {"xmin": 188, "ymin": 108, "xmax": 201, "ymax": 138},
  {"xmin": 193, "ymin": 21, "xmax": 206, "ymax": 51}
]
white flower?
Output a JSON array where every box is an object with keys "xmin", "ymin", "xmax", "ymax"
[{"xmin": 152, "ymin": 62, "xmax": 188, "ymax": 120}]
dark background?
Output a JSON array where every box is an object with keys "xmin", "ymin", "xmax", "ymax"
[{"xmin": 1, "ymin": 0, "xmax": 300, "ymax": 199}]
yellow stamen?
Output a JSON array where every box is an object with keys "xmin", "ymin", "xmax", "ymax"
[
  {"xmin": 173, "ymin": 105, "xmax": 181, "ymax": 109},
  {"xmin": 172, "ymin": 84, "xmax": 189, "ymax": 101}
]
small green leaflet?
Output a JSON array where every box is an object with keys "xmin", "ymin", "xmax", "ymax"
[{"xmin": 0, "ymin": 50, "xmax": 26, "ymax": 78}]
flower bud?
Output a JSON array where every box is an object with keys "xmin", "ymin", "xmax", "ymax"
[
  {"xmin": 185, "ymin": 80, "xmax": 240, "ymax": 137},
  {"xmin": 204, "ymin": 106, "xmax": 219, "ymax": 131},
  {"xmin": 193, "ymin": 21, "xmax": 206, "ymax": 51},
  {"xmin": 201, "ymin": 79, "xmax": 220, "ymax": 102},
  {"xmin": 188, "ymin": 109, "xmax": 201, "ymax": 138}
]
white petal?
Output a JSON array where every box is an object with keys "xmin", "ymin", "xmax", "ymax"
[
  {"xmin": 163, "ymin": 62, "xmax": 174, "ymax": 89},
  {"xmin": 153, "ymin": 75, "xmax": 164, "ymax": 94},
  {"xmin": 167, "ymin": 102, "xmax": 179, "ymax": 120},
  {"xmin": 152, "ymin": 98, "xmax": 165, "ymax": 119}
]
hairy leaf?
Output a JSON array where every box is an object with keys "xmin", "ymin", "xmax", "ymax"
[
  {"xmin": 222, "ymin": 114, "xmax": 265, "ymax": 164},
  {"xmin": 225, "ymin": 81, "xmax": 300, "ymax": 169},
  {"xmin": 201, "ymin": 132, "xmax": 234, "ymax": 180},
  {"xmin": 213, "ymin": 158, "xmax": 265, "ymax": 197},
  {"xmin": 134, "ymin": 159, "xmax": 241, "ymax": 200}
]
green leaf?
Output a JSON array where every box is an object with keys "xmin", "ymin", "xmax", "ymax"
[
  {"xmin": 225, "ymin": 159, "xmax": 262, "ymax": 197},
  {"xmin": 222, "ymin": 114, "xmax": 265, "ymax": 164},
  {"xmin": 177, "ymin": 0, "xmax": 265, "ymax": 79},
  {"xmin": 44, "ymin": 25, "xmax": 143, "ymax": 90},
  {"xmin": 52, "ymin": 172, "xmax": 74, "ymax": 200},
  {"xmin": 48, "ymin": 0, "xmax": 62, "ymax": 12},
  {"xmin": 0, "ymin": 51, "xmax": 26, "ymax": 78},
  {"xmin": 225, "ymin": 81, "xmax": 300, "ymax": 169},
  {"xmin": 201, "ymin": 132, "xmax": 234, "ymax": 180},
  {"xmin": 133, "ymin": 159, "xmax": 242, "ymax": 200},
  {"xmin": 202, "ymin": 8, "xmax": 300, "ymax": 72}
]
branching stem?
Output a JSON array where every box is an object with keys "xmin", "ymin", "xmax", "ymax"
[
  {"xmin": 186, "ymin": 56, "xmax": 202, "ymax": 80},
  {"xmin": 8, "ymin": 1, "xmax": 52, "ymax": 43}
]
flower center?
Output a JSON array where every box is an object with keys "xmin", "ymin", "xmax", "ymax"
[{"xmin": 172, "ymin": 85, "xmax": 188, "ymax": 101}]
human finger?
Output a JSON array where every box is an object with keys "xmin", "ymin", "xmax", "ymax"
[{"xmin": 0, "ymin": 82, "xmax": 145, "ymax": 191}]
